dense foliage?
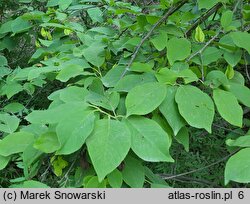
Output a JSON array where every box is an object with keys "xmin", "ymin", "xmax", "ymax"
[{"xmin": 0, "ymin": 0, "xmax": 250, "ymax": 188}]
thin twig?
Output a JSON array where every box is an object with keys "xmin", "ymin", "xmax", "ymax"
[
  {"xmin": 212, "ymin": 124, "xmax": 243, "ymax": 135},
  {"xmin": 159, "ymin": 174, "xmax": 218, "ymax": 187},
  {"xmin": 186, "ymin": 30, "xmax": 221, "ymax": 62},
  {"xmin": 185, "ymin": 3, "xmax": 223, "ymax": 37},
  {"xmin": 120, "ymin": 0, "xmax": 189, "ymax": 78},
  {"xmin": 186, "ymin": 0, "xmax": 242, "ymax": 63},
  {"xmin": 160, "ymin": 149, "xmax": 240, "ymax": 180}
]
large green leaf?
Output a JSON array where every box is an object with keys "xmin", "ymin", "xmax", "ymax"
[
  {"xmin": 229, "ymin": 83, "xmax": 250, "ymax": 108},
  {"xmin": 0, "ymin": 113, "xmax": 20, "ymax": 134},
  {"xmin": 125, "ymin": 116, "xmax": 174, "ymax": 162},
  {"xmin": 83, "ymin": 43, "xmax": 106, "ymax": 67},
  {"xmin": 0, "ymin": 132, "xmax": 34, "ymax": 156},
  {"xmin": 213, "ymin": 89, "xmax": 243, "ymax": 127},
  {"xmin": 59, "ymin": 86, "xmax": 88, "ymax": 103},
  {"xmin": 225, "ymin": 148, "xmax": 250, "ymax": 185},
  {"xmin": 159, "ymin": 86, "xmax": 186, "ymax": 135},
  {"xmin": 86, "ymin": 119, "xmax": 131, "ymax": 181},
  {"xmin": 56, "ymin": 110, "xmax": 95, "ymax": 155},
  {"xmin": 122, "ymin": 156, "xmax": 145, "ymax": 188},
  {"xmin": 175, "ymin": 85, "xmax": 214, "ymax": 133},
  {"xmin": 167, "ymin": 37, "xmax": 191, "ymax": 65},
  {"xmin": 231, "ymin": 32, "xmax": 250, "ymax": 54},
  {"xmin": 25, "ymin": 102, "xmax": 88, "ymax": 124},
  {"xmin": 125, "ymin": 82, "xmax": 166, "ymax": 116}
]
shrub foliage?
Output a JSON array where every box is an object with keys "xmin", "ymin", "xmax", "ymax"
[{"xmin": 0, "ymin": 0, "xmax": 250, "ymax": 187}]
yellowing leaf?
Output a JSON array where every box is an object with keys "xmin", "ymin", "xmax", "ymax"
[{"xmin": 195, "ymin": 26, "xmax": 205, "ymax": 43}]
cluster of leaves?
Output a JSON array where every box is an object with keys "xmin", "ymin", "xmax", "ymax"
[{"xmin": 0, "ymin": 0, "xmax": 250, "ymax": 188}]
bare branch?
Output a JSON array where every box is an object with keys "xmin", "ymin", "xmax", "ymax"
[
  {"xmin": 160, "ymin": 149, "xmax": 240, "ymax": 181},
  {"xmin": 185, "ymin": 3, "xmax": 223, "ymax": 37}
]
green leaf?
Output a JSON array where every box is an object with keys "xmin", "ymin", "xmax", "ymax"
[
  {"xmin": 0, "ymin": 113, "xmax": 20, "ymax": 134},
  {"xmin": 175, "ymin": 85, "xmax": 215, "ymax": 133},
  {"xmin": 213, "ymin": 89, "xmax": 243, "ymax": 127},
  {"xmin": 0, "ymin": 132, "xmax": 34, "ymax": 156},
  {"xmin": 198, "ymin": 0, "xmax": 219, "ymax": 9},
  {"xmin": 56, "ymin": 110, "xmax": 95, "ymax": 155},
  {"xmin": 4, "ymin": 102, "xmax": 25, "ymax": 113},
  {"xmin": 122, "ymin": 156, "xmax": 145, "ymax": 188},
  {"xmin": 0, "ymin": 155, "xmax": 11, "ymax": 170},
  {"xmin": 26, "ymin": 102, "xmax": 88, "ymax": 124},
  {"xmin": 59, "ymin": 86, "xmax": 88, "ymax": 103},
  {"xmin": 0, "ymin": 20, "xmax": 13, "ymax": 34},
  {"xmin": 87, "ymin": 91, "xmax": 120, "ymax": 111},
  {"xmin": 167, "ymin": 37, "xmax": 191, "ymax": 65},
  {"xmin": 221, "ymin": 10, "xmax": 233, "ymax": 30},
  {"xmin": 226, "ymin": 135, "xmax": 250, "ymax": 148},
  {"xmin": 150, "ymin": 31, "xmax": 168, "ymax": 51},
  {"xmin": 125, "ymin": 82, "xmax": 166, "ymax": 116},
  {"xmin": 114, "ymin": 73, "xmax": 156, "ymax": 92},
  {"xmin": 22, "ymin": 143, "xmax": 43, "ymax": 172},
  {"xmin": 82, "ymin": 43, "xmax": 105, "ymax": 67},
  {"xmin": 10, "ymin": 180, "xmax": 50, "ymax": 188},
  {"xmin": 159, "ymin": 86, "xmax": 186, "ymax": 135},
  {"xmin": 0, "ymin": 55, "xmax": 8, "ymax": 66},
  {"xmin": 56, "ymin": 64, "xmax": 84, "ymax": 82},
  {"xmin": 86, "ymin": 119, "xmax": 131, "ymax": 181},
  {"xmin": 125, "ymin": 116, "xmax": 174, "ymax": 162},
  {"xmin": 175, "ymin": 127, "xmax": 189, "ymax": 152},
  {"xmin": 34, "ymin": 132, "xmax": 60, "ymax": 153},
  {"xmin": 130, "ymin": 62, "xmax": 153, "ymax": 73},
  {"xmin": 1, "ymin": 82, "xmax": 23, "ymax": 99},
  {"xmin": 192, "ymin": 47, "xmax": 222, "ymax": 66},
  {"xmin": 85, "ymin": 176, "xmax": 106, "ymax": 188},
  {"xmin": 144, "ymin": 166, "xmax": 169, "ymax": 186},
  {"xmin": 223, "ymin": 49, "xmax": 242, "ymax": 67},
  {"xmin": 231, "ymin": 32, "xmax": 250, "ymax": 55},
  {"xmin": 107, "ymin": 169, "xmax": 123, "ymax": 188},
  {"xmin": 46, "ymin": 0, "xmax": 60, "ymax": 7},
  {"xmin": 87, "ymin": 7, "xmax": 103, "ymax": 23},
  {"xmin": 156, "ymin": 68, "xmax": 178, "ymax": 85},
  {"xmin": 225, "ymin": 148, "xmax": 250, "ymax": 185},
  {"xmin": 205, "ymin": 70, "xmax": 229, "ymax": 89},
  {"xmin": 11, "ymin": 17, "xmax": 32, "ymax": 34},
  {"xmin": 101, "ymin": 65, "xmax": 124, "ymax": 88},
  {"xmin": 229, "ymin": 83, "xmax": 250, "ymax": 108}
]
